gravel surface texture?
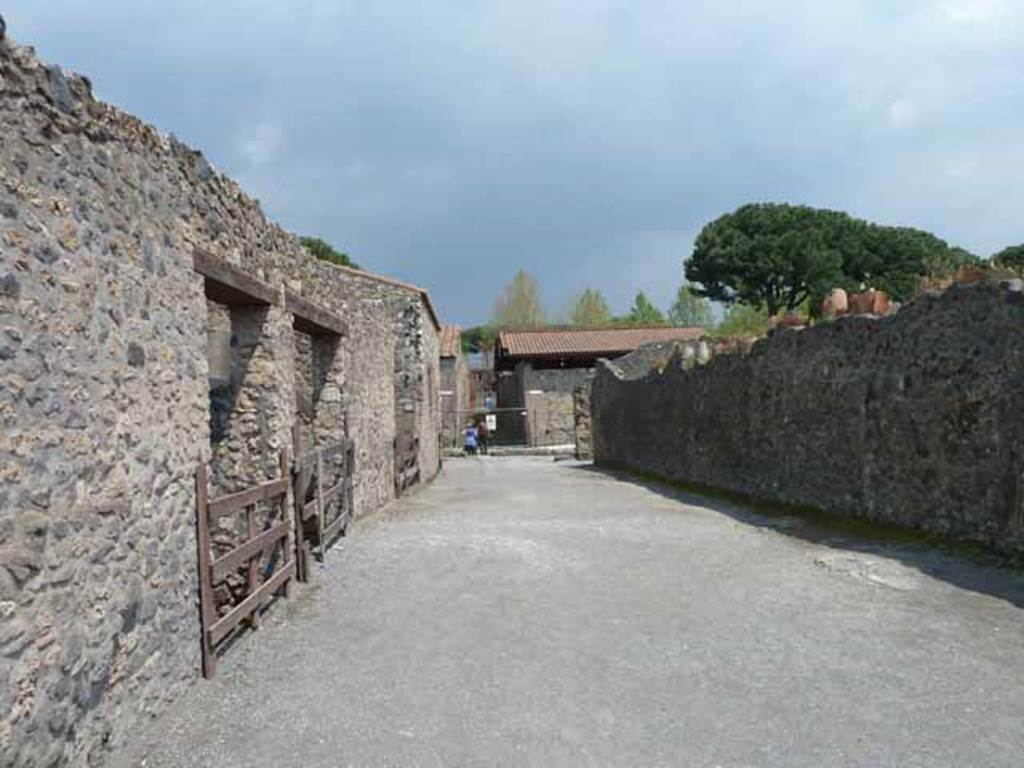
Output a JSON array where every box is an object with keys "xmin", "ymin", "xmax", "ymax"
[{"xmin": 111, "ymin": 457, "xmax": 1024, "ymax": 767}]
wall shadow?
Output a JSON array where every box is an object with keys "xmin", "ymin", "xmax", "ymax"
[{"xmin": 573, "ymin": 462, "xmax": 1024, "ymax": 610}]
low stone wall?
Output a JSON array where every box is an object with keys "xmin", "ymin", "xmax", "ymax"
[
  {"xmin": 0, "ymin": 37, "xmax": 441, "ymax": 766},
  {"xmin": 592, "ymin": 282, "xmax": 1024, "ymax": 554}
]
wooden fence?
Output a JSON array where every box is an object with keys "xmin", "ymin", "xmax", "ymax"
[
  {"xmin": 293, "ymin": 430, "xmax": 355, "ymax": 582},
  {"xmin": 195, "ymin": 450, "xmax": 295, "ymax": 679}
]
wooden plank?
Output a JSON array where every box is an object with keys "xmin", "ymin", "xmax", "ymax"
[
  {"xmin": 303, "ymin": 498, "xmax": 318, "ymax": 521},
  {"xmin": 208, "ymin": 561, "xmax": 295, "ymax": 645},
  {"xmin": 208, "ymin": 477, "xmax": 288, "ymax": 517},
  {"xmin": 322, "ymin": 510, "xmax": 348, "ymax": 544},
  {"xmin": 286, "ymin": 290, "xmax": 347, "ymax": 337},
  {"xmin": 195, "ymin": 460, "xmax": 217, "ymax": 679},
  {"xmin": 246, "ymin": 505, "xmax": 260, "ymax": 629},
  {"xmin": 292, "ymin": 425, "xmax": 308, "ymax": 583},
  {"xmin": 320, "ymin": 480, "xmax": 344, "ymax": 506},
  {"xmin": 211, "ymin": 520, "xmax": 290, "ymax": 581},
  {"xmin": 279, "ymin": 448, "xmax": 294, "ymax": 600},
  {"xmin": 193, "ymin": 248, "xmax": 278, "ymax": 306},
  {"xmin": 345, "ymin": 442, "xmax": 355, "ymax": 523},
  {"xmin": 316, "ymin": 452, "xmax": 325, "ymax": 562}
]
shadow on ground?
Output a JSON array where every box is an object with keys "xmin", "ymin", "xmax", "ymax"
[{"xmin": 574, "ymin": 462, "xmax": 1024, "ymax": 610}]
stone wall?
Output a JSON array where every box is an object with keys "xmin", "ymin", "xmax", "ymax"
[
  {"xmin": 592, "ymin": 282, "xmax": 1024, "ymax": 553},
  {"xmin": 572, "ymin": 383, "xmax": 592, "ymax": 460},
  {"xmin": 0, "ymin": 37, "xmax": 442, "ymax": 766},
  {"xmin": 521, "ymin": 364, "xmax": 592, "ymax": 447}
]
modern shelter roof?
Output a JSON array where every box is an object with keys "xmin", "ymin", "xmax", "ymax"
[{"xmin": 497, "ymin": 326, "xmax": 703, "ymax": 360}]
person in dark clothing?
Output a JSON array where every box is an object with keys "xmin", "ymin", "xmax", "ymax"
[{"xmin": 476, "ymin": 417, "xmax": 489, "ymax": 455}]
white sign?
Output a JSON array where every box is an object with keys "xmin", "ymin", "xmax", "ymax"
[{"xmin": 485, "ymin": 414, "xmax": 497, "ymax": 431}]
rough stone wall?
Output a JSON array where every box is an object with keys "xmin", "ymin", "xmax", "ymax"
[
  {"xmin": 592, "ymin": 283, "xmax": 1024, "ymax": 553},
  {"xmin": 573, "ymin": 382, "xmax": 592, "ymax": 460},
  {"xmin": 0, "ymin": 38, "xmax": 442, "ymax": 766},
  {"xmin": 524, "ymin": 391, "xmax": 576, "ymax": 447},
  {"xmin": 0, "ymin": 42, "xmax": 210, "ymax": 767},
  {"xmin": 520, "ymin": 364, "xmax": 592, "ymax": 447},
  {"xmin": 417, "ymin": 314, "xmax": 441, "ymax": 481},
  {"xmin": 440, "ymin": 349, "xmax": 470, "ymax": 447},
  {"xmin": 521, "ymin": 364, "xmax": 593, "ymax": 394}
]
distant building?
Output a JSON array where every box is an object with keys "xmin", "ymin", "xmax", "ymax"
[
  {"xmin": 494, "ymin": 326, "xmax": 704, "ymax": 446},
  {"xmin": 439, "ymin": 325, "xmax": 469, "ymax": 445}
]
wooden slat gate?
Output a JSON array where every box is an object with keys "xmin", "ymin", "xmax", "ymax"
[
  {"xmin": 292, "ymin": 428, "xmax": 355, "ymax": 582},
  {"xmin": 394, "ymin": 412, "xmax": 420, "ymax": 496},
  {"xmin": 195, "ymin": 450, "xmax": 295, "ymax": 679}
]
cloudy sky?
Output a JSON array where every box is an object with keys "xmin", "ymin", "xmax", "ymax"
[{"xmin": 5, "ymin": 1, "xmax": 1024, "ymax": 324}]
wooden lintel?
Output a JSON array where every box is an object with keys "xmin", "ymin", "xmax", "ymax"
[
  {"xmin": 285, "ymin": 290, "xmax": 347, "ymax": 337},
  {"xmin": 193, "ymin": 248, "xmax": 279, "ymax": 307}
]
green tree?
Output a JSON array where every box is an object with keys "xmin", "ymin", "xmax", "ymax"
[
  {"xmin": 461, "ymin": 325, "xmax": 497, "ymax": 354},
  {"xmin": 668, "ymin": 282, "xmax": 712, "ymax": 327},
  {"xmin": 685, "ymin": 203, "xmax": 973, "ymax": 315},
  {"xmin": 713, "ymin": 303, "xmax": 769, "ymax": 338},
  {"xmin": 993, "ymin": 244, "xmax": 1024, "ymax": 276},
  {"xmin": 570, "ymin": 288, "xmax": 613, "ymax": 326},
  {"xmin": 299, "ymin": 236, "xmax": 359, "ymax": 269},
  {"xmin": 685, "ymin": 204, "xmax": 846, "ymax": 316},
  {"xmin": 624, "ymin": 291, "xmax": 666, "ymax": 326},
  {"xmin": 493, "ymin": 269, "xmax": 546, "ymax": 327}
]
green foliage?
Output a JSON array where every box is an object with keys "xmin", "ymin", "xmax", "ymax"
[
  {"xmin": 713, "ymin": 303, "xmax": 769, "ymax": 338},
  {"xmin": 624, "ymin": 291, "xmax": 666, "ymax": 326},
  {"xmin": 299, "ymin": 236, "xmax": 359, "ymax": 269},
  {"xmin": 668, "ymin": 282, "xmax": 712, "ymax": 327},
  {"xmin": 462, "ymin": 325, "xmax": 497, "ymax": 354},
  {"xmin": 993, "ymin": 244, "xmax": 1024, "ymax": 276},
  {"xmin": 685, "ymin": 203, "xmax": 973, "ymax": 315},
  {"xmin": 570, "ymin": 288, "xmax": 613, "ymax": 326},
  {"xmin": 493, "ymin": 269, "xmax": 546, "ymax": 327}
]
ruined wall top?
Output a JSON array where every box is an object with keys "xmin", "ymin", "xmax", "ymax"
[
  {"xmin": 0, "ymin": 33, "xmax": 441, "ymax": 327},
  {"xmin": 602, "ymin": 280, "xmax": 1024, "ymax": 385}
]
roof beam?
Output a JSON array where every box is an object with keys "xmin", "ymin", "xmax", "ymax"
[
  {"xmin": 193, "ymin": 248, "xmax": 278, "ymax": 306},
  {"xmin": 285, "ymin": 290, "xmax": 347, "ymax": 337}
]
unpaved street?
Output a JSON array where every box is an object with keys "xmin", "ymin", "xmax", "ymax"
[{"xmin": 113, "ymin": 458, "xmax": 1024, "ymax": 767}]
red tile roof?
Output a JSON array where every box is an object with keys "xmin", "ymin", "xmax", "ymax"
[
  {"xmin": 439, "ymin": 325, "xmax": 462, "ymax": 358},
  {"xmin": 498, "ymin": 326, "xmax": 704, "ymax": 359}
]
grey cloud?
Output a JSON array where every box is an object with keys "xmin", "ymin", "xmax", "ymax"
[{"xmin": 6, "ymin": 1, "xmax": 1024, "ymax": 323}]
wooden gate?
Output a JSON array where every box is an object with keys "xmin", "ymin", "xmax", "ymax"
[
  {"xmin": 293, "ymin": 428, "xmax": 355, "ymax": 582},
  {"xmin": 194, "ymin": 450, "xmax": 295, "ymax": 679},
  {"xmin": 394, "ymin": 412, "xmax": 420, "ymax": 496}
]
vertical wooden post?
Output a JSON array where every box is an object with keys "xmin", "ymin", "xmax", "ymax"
[
  {"xmin": 344, "ymin": 440, "xmax": 355, "ymax": 534},
  {"xmin": 280, "ymin": 447, "xmax": 293, "ymax": 598},
  {"xmin": 246, "ymin": 504, "xmax": 260, "ymax": 629},
  {"xmin": 292, "ymin": 425, "xmax": 306, "ymax": 582},
  {"xmin": 195, "ymin": 460, "xmax": 216, "ymax": 679},
  {"xmin": 316, "ymin": 451, "xmax": 325, "ymax": 563}
]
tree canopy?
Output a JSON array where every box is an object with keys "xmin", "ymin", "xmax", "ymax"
[
  {"xmin": 570, "ymin": 288, "xmax": 613, "ymax": 326},
  {"xmin": 493, "ymin": 269, "xmax": 546, "ymax": 327},
  {"xmin": 685, "ymin": 203, "xmax": 975, "ymax": 315},
  {"xmin": 993, "ymin": 244, "xmax": 1024, "ymax": 276},
  {"xmin": 668, "ymin": 283, "xmax": 712, "ymax": 327},
  {"xmin": 461, "ymin": 325, "xmax": 497, "ymax": 354},
  {"xmin": 299, "ymin": 236, "xmax": 359, "ymax": 269},
  {"xmin": 623, "ymin": 291, "xmax": 666, "ymax": 326}
]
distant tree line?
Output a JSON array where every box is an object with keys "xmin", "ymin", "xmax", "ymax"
[{"xmin": 464, "ymin": 203, "xmax": 1024, "ymax": 354}]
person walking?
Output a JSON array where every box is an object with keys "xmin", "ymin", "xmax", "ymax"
[{"xmin": 463, "ymin": 422, "xmax": 478, "ymax": 456}]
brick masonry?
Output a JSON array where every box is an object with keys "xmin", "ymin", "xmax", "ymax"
[
  {"xmin": 0, "ymin": 38, "xmax": 441, "ymax": 766},
  {"xmin": 592, "ymin": 282, "xmax": 1024, "ymax": 554}
]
